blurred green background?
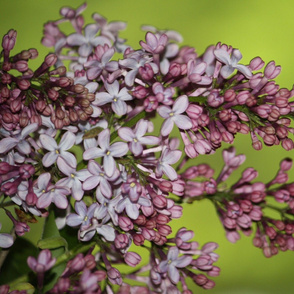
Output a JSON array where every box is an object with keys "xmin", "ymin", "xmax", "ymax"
[{"xmin": 1, "ymin": 0, "xmax": 294, "ymax": 293}]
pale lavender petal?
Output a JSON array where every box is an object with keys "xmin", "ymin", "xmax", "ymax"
[
  {"xmin": 109, "ymin": 142, "xmax": 128, "ymax": 157},
  {"xmin": 104, "ymin": 80, "xmax": 119, "ymax": 96},
  {"xmin": 118, "ymin": 127, "xmax": 135, "ymax": 141},
  {"xmin": 67, "ymin": 34, "xmax": 86, "ymax": 46},
  {"xmin": 93, "ymin": 92, "xmax": 113, "ymax": 105},
  {"xmin": 167, "ymin": 247, "xmax": 179, "ymax": 260},
  {"xmin": 39, "ymin": 134, "xmax": 58, "ymax": 151},
  {"xmin": 173, "ymin": 95, "xmax": 189, "ymax": 114},
  {"xmin": 80, "ymin": 230, "xmax": 96, "ymax": 242},
  {"xmin": 158, "ymin": 105, "xmax": 171, "ymax": 118},
  {"xmin": 139, "ymin": 136, "xmax": 160, "ymax": 145},
  {"xmin": 75, "ymin": 201, "xmax": 87, "ymax": 217},
  {"xmin": 117, "ymin": 87, "xmax": 132, "ymax": 101},
  {"xmin": 138, "ymin": 197, "xmax": 151, "ymax": 207},
  {"xmin": 79, "ymin": 43, "xmax": 93, "ymax": 57},
  {"xmin": 101, "ymin": 48, "xmax": 115, "ymax": 64},
  {"xmin": 100, "ymin": 178, "xmax": 112, "ymax": 198},
  {"xmin": 60, "ymin": 152, "xmax": 77, "ymax": 168},
  {"xmin": 231, "ymin": 49, "xmax": 242, "ymax": 64},
  {"xmin": 126, "ymin": 204, "xmax": 139, "ymax": 220},
  {"xmin": 125, "ymin": 69, "xmax": 137, "ymax": 87},
  {"xmin": 173, "ymin": 115, "xmax": 192, "ymax": 130},
  {"xmin": 76, "ymin": 169, "xmax": 91, "ymax": 181},
  {"xmin": 83, "ymin": 147, "xmax": 105, "ymax": 160},
  {"xmin": 37, "ymin": 193, "xmax": 52, "ymax": 209},
  {"xmin": 83, "ymin": 176, "xmax": 100, "ymax": 190},
  {"xmin": 72, "ymin": 180, "xmax": 83, "ymax": 201},
  {"xmin": 38, "ymin": 173, "xmax": 51, "ymax": 190},
  {"xmin": 168, "ymin": 265, "xmax": 180, "ymax": 284},
  {"xmin": 173, "ymin": 255, "xmax": 193, "ymax": 268},
  {"xmin": 97, "ymin": 225, "xmax": 115, "ymax": 241},
  {"xmin": 161, "ymin": 118, "xmax": 174, "ymax": 137},
  {"xmin": 84, "ymin": 24, "xmax": 99, "ymax": 40},
  {"xmin": 98, "ymin": 129, "xmax": 110, "ymax": 151},
  {"xmin": 87, "ymin": 67, "xmax": 102, "ymax": 80},
  {"xmin": 66, "ymin": 214, "xmax": 83, "ymax": 227},
  {"xmin": 112, "ymin": 99, "xmax": 127, "ymax": 116},
  {"xmin": 42, "ymin": 152, "xmax": 58, "ymax": 167},
  {"xmin": 53, "ymin": 194, "xmax": 68, "ymax": 209},
  {"xmin": 220, "ymin": 65, "xmax": 234, "ymax": 78},
  {"xmin": 163, "ymin": 149, "xmax": 182, "ymax": 164},
  {"xmin": 130, "ymin": 141, "xmax": 143, "ymax": 156},
  {"xmin": 59, "ymin": 132, "xmax": 76, "ymax": 151},
  {"xmin": 134, "ymin": 119, "xmax": 148, "ymax": 138},
  {"xmin": 235, "ymin": 64, "xmax": 252, "ymax": 78},
  {"xmin": 158, "ymin": 260, "xmax": 168, "ymax": 273},
  {"xmin": 57, "ymin": 157, "xmax": 74, "ymax": 176},
  {"xmin": 0, "ymin": 137, "xmax": 19, "ymax": 153},
  {"xmin": 104, "ymin": 155, "xmax": 116, "ymax": 177},
  {"xmin": 214, "ymin": 49, "xmax": 231, "ymax": 64},
  {"xmin": 21, "ymin": 123, "xmax": 38, "ymax": 138},
  {"xmin": 162, "ymin": 164, "xmax": 178, "ymax": 181},
  {"xmin": 0, "ymin": 233, "xmax": 13, "ymax": 248}
]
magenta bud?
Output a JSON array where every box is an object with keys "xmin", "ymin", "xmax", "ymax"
[
  {"xmin": 118, "ymin": 216, "xmax": 133, "ymax": 231},
  {"xmin": 2, "ymin": 30, "xmax": 17, "ymax": 51},
  {"xmin": 186, "ymin": 104, "xmax": 203, "ymax": 119},
  {"xmin": 141, "ymin": 228, "xmax": 155, "ymax": 241},
  {"xmin": 19, "ymin": 164, "xmax": 35, "ymax": 179},
  {"xmin": 236, "ymin": 91, "xmax": 250, "ymax": 105},
  {"xmin": 132, "ymin": 85, "xmax": 148, "ymax": 99},
  {"xmin": 133, "ymin": 234, "xmax": 145, "ymax": 246},
  {"xmin": 124, "ymin": 252, "xmax": 141, "ymax": 267},
  {"xmin": 138, "ymin": 64, "xmax": 154, "ymax": 81},
  {"xmin": 14, "ymin": 60, "xmax": 28, "ymax": 72},
  {"xmin": 224, "ymin": 89, "xmax": 236, "ymax": 102},
  {"xmin": 15, "ymin": 222, "xmax": 30, "ymax": 236},
  {"xmin": 45, "ymin": 53, "xmax": 57, "ymax": 67},
  {"xmin": 264, "ymin": 61, "xmax": 281, "ymax": 79},
  {"xmin": 280, "ymin": 158, "xmax": 292, "ymax": 171},
  {"xmin": 169, "ymin": 62, "xmax": 181, "ymax": 77},
  {"xmin": 17, "ymin": 79, "xmax": 30, "ymax": 90},
  {"xmin": 26, "ymin": 192, "xmax": 37, "ymax": 206},
  {"xmin": 156, "ymin": 214, "xmax": 170, "ymax": 225},
  {"xmin": 114, "ymin": 234, "xmax": 129, "ymax": 249},
  {"xmin": 69, "ymin": 253, "xmax": 85, "ymax": 273},
  {"xmin": 242, "ymin": 167, "xmax": 258, "ymax": 182},
  {"xmin": 249, "ymin": 56, "xmax": 265, "ymax": 71},
  {"xmin": 0, "ymin": 162, "xmax": 13, "ymax": 174},
  {"xmin": 157, "ymin": 224, "xmax": 172, "ymax": 236},
  {"xmin": 282, "ymin": 138, "xmax": 294, "ymax": 151}
]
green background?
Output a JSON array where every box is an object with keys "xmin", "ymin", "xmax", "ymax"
[{"xmin": 1, "ymin": 0, "xmax": 294, "ymax": 293}]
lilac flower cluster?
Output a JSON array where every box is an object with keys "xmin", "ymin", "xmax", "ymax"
[{"xmin": 0, "ymin": 2, "xmax": 293, "ymax": 293}]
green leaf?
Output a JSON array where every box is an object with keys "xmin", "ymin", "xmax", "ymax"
[
  {"xmin": 41, "ymin": 210, "xmax": 67, "ymax": 293},
  {"xmin": 10, "ymin": 282, "xmax": 35, "ymax": 294},
  {"xmin": 0, "ymin": 238, "xmax": 38, "ymax": 284},
  {"xmin": 37, "ymin": 236, "xmax": 68, "ymax": 250},
  {"xmin": 59, "ymin": 226, "xmax": 80, "ymax": 251}
]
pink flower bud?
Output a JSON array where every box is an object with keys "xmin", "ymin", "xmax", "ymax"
[
  {"xmin": 157, "ymin": 224, "xmax": 172, "ymax": 236},
  {"xmin": 133, "ymin": 234, "xmax": 145, "ymax": 246},
  {"xmin": 2, "ymin": 30, "xmax": 17, "ymax": 51},
  {"xmin": 132, "ymin": 85, "xmax": 149, "ymax": 99},
  {"xmin": 224, "ymin": 89, "xmax": 236, "ymax": 102},
  {"xmin": 45, "ymin": 53, "xmax": 57, "ymax": 67},
  {"xmin": 186, "ymin": 104, "xmax": 203, "ymax": 119},
  {"xmin": 114, "ymin": 234, "xmax": 129, "ymax": 249},
  {"xmin": 280, "ymin": 158, "xmax": 292, "ymax": 171},
  {"xmin": 265, "ymin": 226, "xmax": 277, "ymax": 240},
  {"xmin": 118, "ymin": 216, "xmax": 133, "ymax": 231},
  {"xmin": 242, "ymin": 167, "xmax": 258, "ymax": 182},
  {"xmin": 141, "ymin": 228, "xmax": 155, "ymax": 241},
  {"xmin": 156, "ymin": 214, "xmax": 170, "ymax": 225},
  {"xmin": 236, "ymin": 91, "xmax": 250, "ymax": 105},
  {"xmin": 17, "ymin": 79, "xmax": 30, "ymax": 90},
  {"xmin": 124, "ymin": 252, "xmax": 141, "ymax": 267},
  {"xmin": 249, "ymin": 57, "xmax": 264, "ymax": 71},
  {"xmin": 248, "ymin": 206, "xmax": 262, "ymax": 221},
  {"xmin": 264, "ymin": 61, "xmax": 281, "ymax": 79},
  {"xmin": 282, "ymin": 138, "xmax": 294, "ymax": 151}
]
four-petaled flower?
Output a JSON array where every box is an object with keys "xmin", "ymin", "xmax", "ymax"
[
  {"xmin": 157, "ymin": 95, "xmax": 192, "ymax": 137},
  {"xmin": 158, "ymin": 246, "xmax": 193, "ymax": 284},
  {"xmin": 214, "ymin": 48, "xmax": 252, "ymax": 79},
  {"xmin": 83, "ymin": 129, "xmax": 128, "ymax": 177}
]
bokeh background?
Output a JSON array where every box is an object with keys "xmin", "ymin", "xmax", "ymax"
[{"xmin": 1, "ymin": 0, "xmax": 294, "ymax": 293}]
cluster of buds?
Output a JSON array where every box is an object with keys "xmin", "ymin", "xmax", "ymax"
[{"xmin": 0, "ymin": 2, "xmax": 293, "ymax": 293}]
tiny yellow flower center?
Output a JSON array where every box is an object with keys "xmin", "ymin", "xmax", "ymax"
[
  {"xmin": 55, "ymin": 150, "xmax": 59, "ymax": 154},
  {"xmin": 169, "ymin": 112, "xmax": 174, "ymax": 117},
  {"xmin": 42, "ymin": 189, "xmax": 46, "ymax": 193},
  {"xmin": 106, "ymin": 150, "xmax": 111, "ymax": 156},
  {"xmin": 71, "ymin": 173, "xmax": 75, "ymax": 178},
  {"xmin": 133, "ymin": 138, "xmax": 138, "ymax": 143},
  {"xmin": 99, "ymin": 172, "xmax": 105, "ymax": 177},
  {"xmin": 84, "ymin": 215, "xmax": 88, "ymax": 221},
  {"xmin": 130, "ymin": 182, "xmax": 136, "ymax": 188},
  {"xmin": 113, "ymin": 97, "xmax": 118, "ymax": 102}
]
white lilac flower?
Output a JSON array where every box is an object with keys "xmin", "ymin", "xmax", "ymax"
[
  {"xmin": 118, "ymin": 119, "xmax": 160, "ymax": 156},
  {"xmin": 66, "ymin": 201, "xmax": 98, "ymax": 232},
  {"xmin": 116, "ymin": 194, "xmax": 151, "ymax": 220},
  {"xmin": 39, "ymin": 131, "xmax": 76, "ymax": 168},
  {"xmin": 0, "ymin": 123, "xmax": 38, "ymax": 155},
  {"xmin": 57, "ymin": 157, "xmax": 91, "ymax": 201},
  {"xmin": 158, "ymin": 247, "xmax": 193, "ymax": 284},
  {"xmin": 83, "ymin": 129, "xmax": 128, "ymax": 177},
  {"xmin": 214, "ymin": 48, "xmax": 252, "ymax": 79},
  {"xmin": 67, "ymin": 24, "xmax": 111, "ymax": 57},
  {"xmin": 0, "ymin": 223, "xmax": 14, "ymax": 248},
  {"xmin": 157, "ymin": 95, "xmax": 192, "ymax": 137},
  {"xmin": 93, "ymin": 80, "xmax": 132, "ymax": 116},
  {"xmin": 34, "ymin": 173, "xmax": 70, "ymax": 209},
  {"xmin": 82, "ymin": 159, "xmax": 119, "ymax": 198},
  {"xmin": 156, "ymin": 147, "xmax": 182, "ymax": 181}
]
